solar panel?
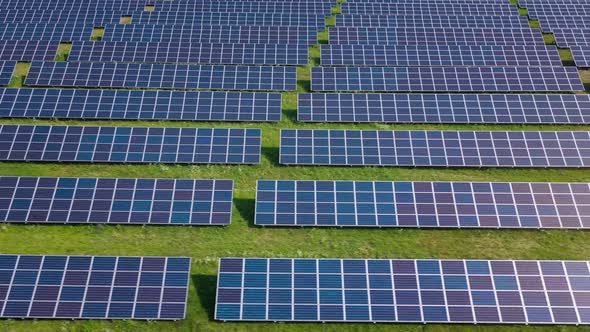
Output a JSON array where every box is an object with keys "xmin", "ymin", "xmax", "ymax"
[
  {"xmin": 0, "ymin": 2, "xmax": 146, "ymax": 10},
  {"xmin": 0, "ymin": 61, "xmax": 15, "ymax": 86},
  {"xmin": 0, "ymin": 177, "xmax": 233, "ymax": 225},
  {"xmin": 255, "ymin": 180, "xmax": 590, "ymax": 228},
  {"xmin": 340, "ymin": 3, "xmax": 519, "ymax": 15},
  {"xmin": 0, "ymin": 125, "xmax": 262, "ymax": 164},
  {"xmin": 101, "ymin": 25, "xmax": 318, "ymax": 45},
  {"xmin": 552, "ymin": 29, "xmax": 590, "ymax": 47},
  {"xmin": 0, "ymin": 23, "xmax": 93, "ymax": 42},
  {"xmin": 69, "ymin": 42, "xmax": 309, "ymax": 65},
  {"xmin": 149, "ymin": 2, "xmax": 333, "ymax": 14},
  {"xmin": 537, "ymin": 16, "xmax": 590, "ymax": 33},
  {"xmin": 310, "ymin": 67, "xmax": 584, "ymax": 92},
  {"xmin": 279, "ymin": 129, "xmax": 590, "ymax": 167},
  {"xmin": 216, "ymin": 257, "xmax": 590, "ymax": 324},
  {"xmin": 130, "ymin": 12, "xmax": 327, "ymax": 28},
  {"xmin": 0, "ymin": 88, "xmax": 282, "ymax": 122},
  {"xmin": 26, "ymin": 62, "xmax": 297, "ymax": 91},
  {"xmin": 297, "ymin": 93, "xmax": 590, "ymax": 124},
  {"xmin": 528, "ymin": 6, "xmax": 590, "ymax": 19},
  {"xmin": 0, "ymin": 40, "xmax": 59, "ymax": 61},
  {"xmin": 0, "ymin": 254, "xmax": 190, "ymax": 320},
  {"xmin": 0, "ymin": 10, "xmax": 121, "ymax": 24},
  {"xmin": 570, "ymin": 45, "xmax": 590, "ymax": 68},
  {"xmin": 335, "ymin": 15, "xmax": 530, "ymax": 28},
  {"xmin": 320, "ymin": 45, "xmax": 561, "ymax": 67},
  {"xmin": 328, "ymin": 27, "xmax": 545, "ymax": 45}
]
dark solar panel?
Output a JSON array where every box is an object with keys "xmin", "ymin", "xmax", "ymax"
[
  {"xmin": 552, "ymin": 29, "xmax": 590, "ymax": 47},
  {"xmin": 297, "ymin": 93, "xmax": 590, "ymax": 124},
  {"xmin": 130, "ymin": 12, "xmax": 327, "ymax": 28},
  {"xmin": 310, "ymin": 67, "xmax": 584, "ymax": 92},
  {"xmin": 328, "ymin": 27, "xmax": 544, "ymax": 45},
  {"xmin": 537, "ymin": 16, "xmax": 590, "ymax": 32},
  {"xmin": 0, "ymin": 88, "xmax": 282, "ymax": 122},
  {"xmin": 0, "ymin": 125, "xmax": 262, "ymax": 164},
  {"xmin": 528, "ymin": 6, "xmax": 590, "ymax": 19},
  {"xmin": 0, "ymin": 177, "xmax": 233, "ymax": 225},
  {"xmin": 0, "ymin": 254, "xmax": 190, "ymax": 320},
  {"xmin": 255, "ymin": 180, "xmax": 590, "ymax": 228},
  {"xmin": 340, "ymin": 3, "xmax": 520, "ymax": 15},
  {"xmin": 570, "ymin": 45, "xmax": 590, "ymax": 68},
  {"xmin": 320, "ymin": 45, "xmax": 561, "ymax": 67},
  {"xmin": 69, "ymin": 42, "xmax": 309, "ymax": 65},
  {"xmin": 26, "ymin": 62, "xmax": 297, "ymax": 91},
  {"xmin": 0, "ymin": 40, "xmax": 59, "ymax": 61},
  {"xmin": 279, "ymin": 129, "xmax": 590, "ymax": 167},
  {"xmin": 335, "ymin": 15, "xmax": 530, "ymax": 28},
  {"xmin": 0, "ymin": 10, "xmax": 121, "ymax": 24},
  {"xmin": 0, "ymin": 61, "xmax": 15, "ymax": 86},
  {"xmin": 0, "ymin": 23, "xmax": 94, "ymax": 41},
  {"xmin": 216, "ymin": 257, "xmax": 590, "ymax": 324}
]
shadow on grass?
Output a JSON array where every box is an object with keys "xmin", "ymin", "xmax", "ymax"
[
  {"xmin": 191, "ymin": 274, "xmax": 218, "ymax": 321},
  {"xmin": 297, "ymin": 79, "xmax": 311, "ymax": 92},
  {"xmin": 234, "ymin": 198, "xmax": 256, "ymax": 227},
  {"xmin": 262, "ymin": 146, "xmax": 280, "ymax": 165},
  {"xmin": 282, "ymin": 108, "xmax": 297, "ymax": 122}
]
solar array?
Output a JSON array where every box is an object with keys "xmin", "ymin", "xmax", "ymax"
[
  {"xmin": 0, "ymin": 40, "xmax": 59, "ymax": 62},
  {"xmin": 279, "ymin": 129, "xmax": 590, "ymax": 167},
  {"xmin": 0, "ymin": 177, "xmax": 233, "ymax": 225},
  {"xmin": 297, "ymin": 93, "xmax": 590, "ymax": 124},
  {"xmin": 570, "ymin": 46, "xmax": 590, "ymax": 68},
  {"xmin": 0, "ymin": 125, "xmax": 262, "ymax": 164},
  {"xmin": 0, "ymin": 10, "xmax": 121, "ymax": 24},
  {"xmin": 0, "ymin": 61, "xmax": 16, "ymax": 86},
  {"xmin": 528, "ymin": 6, "xmax": 590, "ymax": 20},
  {"xmin": 69, "ymin": 42, "xmax": 309, "ymax": 66},
  {"xmin": 26, "ymin": 62, "xmax": 297, "ymax": 91},
  {"xmin": 255, "ymin": 180, "xmax": 590, "ymax": 229},
  {"xmin": 320, "ymin": 45, "xmax": 561, "ymax": 67},
  {"xmin": 537, "ymin": 16, "xmax": 590, "ymax": 33},
  {"xmin": 328, "ymin": 27, "xmax": 545, "ymax": 45},
  {"xmin": 0, "ymin": 88, "xmax": 282, "ymax": 122},
  {"xmin": 0, "ymin": 23, "xmax": 93, "ymax": 42},
  {"xmin": 101, "ymin": 25, "xmax": 318, "ymax": 45},
  {"xmin": 552, "ymin": 29, "xmax": 590, "ymax": 48},
  {"xmin": 335, "ymin": 15, "xmax": 530, "ymax": 28},
  {"xmin": 310, "ymin": 67, "xmax": 584, "ymax": 92},
  {"xmin": 216, "ymin": 258, "xmax": 590, "ymax": 324},
  {"xmin": 146, "ymin": 3, "xmax": 334, "ymax": 14},
  {"xmin": 0, "ymin": 255, "xmax": 190, "ymax": 320},
  {"xmin": 129, "ymin": 12, "xmax": 327, "ymax": 28},
  {"xmin": 340, "ymin": 3, "xmax": 519, "ymax": 16}
]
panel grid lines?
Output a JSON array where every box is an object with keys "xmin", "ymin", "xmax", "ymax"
[
  {"xmin": 0, "ymin": 23, "xmax": 94, "ymax": 41},
  {"xmin": 340, "ymin": 3, "xmax": 520, "ymax": 15},
  {"xmin": 0, "ymin": 61, "xmax": 16, "ymax": 86},
  {"xmin": 0, "ymin": 10, "xmax": 121, "ymax": 24},
  {"xmin": 570, "ymin": 45, "xmax": 590, "ymax": 68},
  {"xmin": 130, "ymin": 12, "xmax": 327, "ymax": 28},
  {"xmin": 552, "ymin": 29, "xmax": 590, "ymax": 47},
  {"xmin": 0, "ymin": 41, "xmax": 60, "ymax": 61},
  {"xmin": 335, "ymin": 15, "xmax": 530, "ymax": 28}
]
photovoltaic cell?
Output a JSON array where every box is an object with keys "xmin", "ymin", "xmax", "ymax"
[
  {"xmin": 0, "ymin": 23, "xmax": 94, "ymax": 41},
  {"xmin": 570, "ymin": 46, "xmax": 590, "ymax": 68},
  {"xmin": 0, "ymin": 125, "xmax": 262, "ymax": 164},
  {"xmin": 26, "ymin": 62, "xmax": 297, "ymax": 91},
  {"xmin": 0, "ymin": 254, "xmax": 191, "ymax": 320},
  {"xmin": 255, "ymin": 180, "xmax": 590, "ymax": 228},
  {"xmin": 0, "ymin": 10, "xmax": 122, "ymax": 24},
  {"xmin": 335, "ymin": 15, "xmax": 530, "ymax": 28},
  {"xmin": 0, "ymin": 177, "xmax": 233, "ymax": 225},
  {"xmin": 0, "ymin": 88, "xmax": 282, "ymax": 122},
  {"xmin": 552, "ymin": 29, "xmax": 590, "ymax": 47},
  {"xmin": 328, "ymin": 27, "xmax": 544, "ymax": 45},
  {"xmin": 320, "ymin": 45, "xmax": 561, "ymax": 67},
  {"xmin": 537, "ymin": 16, "xmax": 590, "ymax": 32},
  {"xmin": 297, "ymin": 93, "xmax": 590, "ymax": 124},
  {"xmin": 0, "ymin": 61, "xmax": 15, "ymax": 86},
  {"xmin": 279, "ymin": 129, "xmax": 590, "ymax": 167},
  {"xmin": 69, "ymin": 42, "xmax": 309, "ymax": 66},
  {"xmin": 310, "ymin": 67, "xmax": 584, "ymax": 92},
  {"xmin": 216, "ymin": 257, "xmax": 590, "ymax": 324},
  {"xmin": 0, "ymin": 40, "xmax": 59, "ymax": 61},
  {"xmin": 340, "ymin": 3, "xmax": 520, "ymax": 15},
  {"xmin": 101, "ymin": 25, "xmax": 317, "ymax": 45}
]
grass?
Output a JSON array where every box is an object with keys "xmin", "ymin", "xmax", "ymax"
[
  {"xmin": 91, "ymin": 27, "xmax": 105, "ymax": 41},
  {"xmin": 120, "ymin": 16, "xmax": 133, "ymax": 24},
  {"xmin": 2, "ymin": 2, "xmax": 590, "ymax": 332},
  {"xmin": 54, "ymin": 43, "xmax": 72, "ymax": 62}
]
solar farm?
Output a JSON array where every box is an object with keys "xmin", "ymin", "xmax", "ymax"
[{"xmin": 0, "ymin": 0, "xmax": 590, "ymax": 330}]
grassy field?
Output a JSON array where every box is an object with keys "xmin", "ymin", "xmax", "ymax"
[{"xmin": 1, "ymin": 3, "xmax": 590, "ymax": 332}]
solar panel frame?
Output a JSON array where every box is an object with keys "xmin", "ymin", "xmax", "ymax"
[
  {"xmin": 0, "ymin": 88, "xmax": 282, "ymax": 122},
  {"xmin": 279, "ymin": 129, "xmax": 590, "ymax": 168},
  {"xmin": 320, "ymin": 45, "xmax": 561, "ymax": 67},
  {"xmin": 25, "ymin": 62, "xmax": 298, "ymax": 91},
  {"xmin": 297, "ymin": 93, "xmax": 590, "ymax": 124},
  {"xmin": 310, "ymin": 67, "xmax": 584, "ymax": 92},
  {"xmin": 216, "ymin": 257, "xmax": 590, "ymax": 324},
  {"xmin": 0, "ymin": 125, "xmax": 262, "ymax": 165},
  {"xmin": 0, "ymin": 61, "xmax": 16, "ymax": 86},
  {"xmin": 254, "ymin": 180, "xmax": 590, "ymax": 229},
  {"xmin": 335, "ymin": 15, "xmax": 530, "ymax": 28},
  {"xmin": 0, "ymin": 176, "xmax": 234, "ymax": 225},
  {"xmin": 0, "ymin": 254, "xmax": 191, "ymax": 320},
  {"xmin": 0, "ymin": 23, "xmax": 94, "ymax": 42},
  {"xmin": 0, "ymin": 40, "xmax": 59, "ymax": 61}
]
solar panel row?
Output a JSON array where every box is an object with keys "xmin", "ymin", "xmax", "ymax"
[
  {"xmin": 255, "ymin": 180, "xmax": 590, "ymax": 229},
  {"xmin": 0, "ymin": 125, "xmax": 262, "ymax": 164},
  {"xmin": 0, "ymin": 255, "xmax": 190, "ymax": 320},
  {"xmin": 320, "ymin": 45, "xmax": 561, "ymax": 67},
  {"xmin": 144, "ymin": 3, "xmax": 334, "ymax": 14},
  {"xmin": 335, "ymin": 15, "xmax": 530, "ymax": 28},
  {"xmin": 0, "ymin": 23, "xmax": 93, "ymax": 42},
  {"xmin": 340, "ymin": 3, "xmax": 519, "ymax": 15},
  {"xmin": 26, "ymin": 62, "xmax": 298, "ymax": 91},
  {"xmin": 0, "ymin": 40, "xmax": 59, "ymax": 62},
  {"xmin": 552, "ymin": 29, "xmax": 590, "ymax": 47},
  {"xmin": 0, "ymin": 88, "xmax": 282, "ymax": 122},
  {"xmin": 216, "ymin": 258, "xmax": 590, "ymax": 324},
  {"xmin": 527, "ymin": 6, "xmax": 590, "ymax": 19},
  {"xmin": 0, "ymin": 177, "xmax": 233, "ymax": 225},
  {"xmin": 129, "ymin": 12, "xmax": 327, "ymax": 28},
  {"xmin": 537, "ymin": 15, "xmax": 590, "ymax": 32},
  {"xmin": 0, "ymin": 10, "xmax": 121, "ymax": 24},
  {"xmin": 279, "ymin": 129, "xmax": 590, "ymax": 167},
  {"xmin": 570, "ymin": 46, "xmax": 590, "ymax": 68},
  {"xmin": 69, "ymin": 42, "xmax": 309, "ymax": 65},
  {"xmin": 0, "ymin": 61, "xmax": 16, "ymax": 86},
  {"xmin": 310, "ymin": 67, "xmax": 584, "ymax": 92},
  {"xmin": 297, "ymin": 93, "xmax": 590, "ymax": 124}
]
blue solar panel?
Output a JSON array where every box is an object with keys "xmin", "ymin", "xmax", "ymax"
[
  {"xmin": 0, "ymin": 40, "xmax": 59, "ymax": 61},
  {"xmin": 297, "ymin": 93, "xmax": 590, "ymax": 124},
  {"xmin": 26, "ymin": 62, "xmax": 297, "ymax": 91},
  {"xmin": 0, "ymin": 10, "xmax": 122, "ymax": 24},
  {"xmin": 335, "ymin": 15, "xmax": 530, "ymax": 28},
  {"xmin": 571, "ymin": 45, "xmax": 590, "ymax": 68},
  {"xmin": 0, "ymin": 254, "xmax": 190, "ymax": 320},
  {"xmin": 279, "ymin": 129, "xmax": 590, "ymax": 167},
  {"xmin": 310, "ymin": 67, "xmax": 584, "ymax": 92},
  {"xmin": 149, "ymin": 2, "xmax": 333, "ymax": 14},
  {"xmin": 0, "ymin": 61, "xmax": 15, "ymax": 86},
  {"xmin": 0, "ymin": 177, "xmax": 233, "ymax": 225},
  {"xmin": 320, "ymin": 45, "xmax": 561, "ymax": 67},
  {"xmin": 328, "ymin": 27, "xmax": 544, "ymax": 45},
  {"xmin": 552, "ymin": 29, "xmax": 590, "ymax": 47},
  {"xmin": 0, "ymin": 2, "xmax": 146, "ymax": 10},
  {"xmin": 0, "ymin": 88, "xmax": 282, "ymax": 122},
  {"xmin": 527, "ymin": 6, "xmax": 590, "ymax": 19},
  {"xmin": 537, "ymin": 16, "xmax": 590, "ymax": 32},
  {"xmin": 101, "ymin": 25, "xmax": 317, "ymax": 45},
  {"xmin": 0, "ymin": 125, "xmax": 262, "ymax": 164},
  {"xmin": 0, "ymin": 23, "xmax": 93, "ymax": 41},
  {"xmin": 216, "ymin": 257, "xmax": 590, "ymax": 324},
  {"xmin": 69, "ymin": 42, "xmax": 309, "ymax": 65},
  {"xmin": 340, "ymin": 3, "xmax": 519, "ymax": 15},
  {"xmin": 255, "ymin": 180, "xmax": 590, "ymax": 228}
]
